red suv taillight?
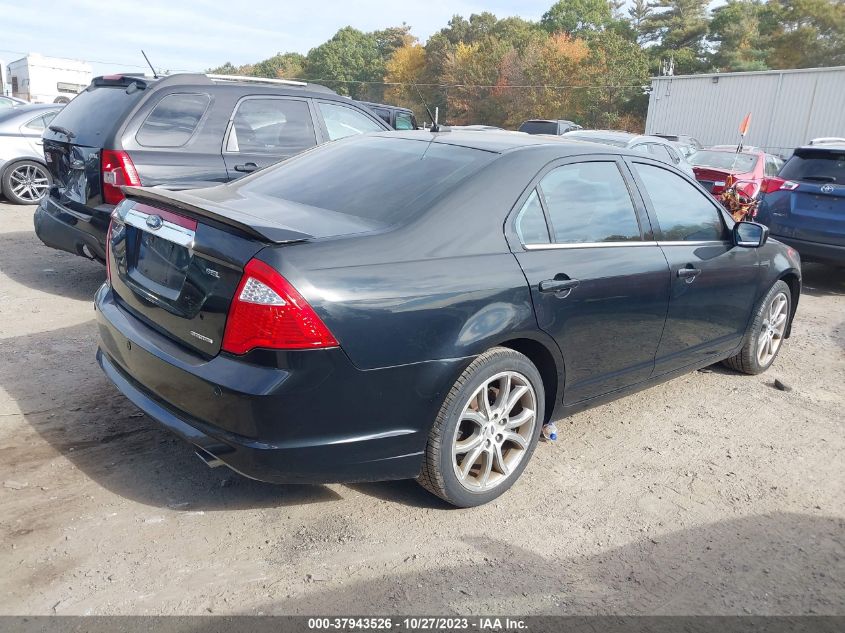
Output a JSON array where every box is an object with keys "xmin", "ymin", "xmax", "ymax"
[
  {"xmin": 101, "ymin": 150, "xmax": 141, "ymax": 205},
  {"xmin": 762, "ymin": 177, "xmax": 800, "ymax": 194},
  {"xmin": 221, "ymin": 259, "xmax": 338, "ymax": 355}
]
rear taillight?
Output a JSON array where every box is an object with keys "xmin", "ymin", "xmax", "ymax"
[
  {"xmin": 762, "ymin": 177, "xmax": 799, "ymax": 194},
  {"xmin": 101, "ymin": 150, "xmax": 140, "ymax": 205},
  {"xmin": 221, "ymin": 259, "xmax": 338, "ymax": 355}
]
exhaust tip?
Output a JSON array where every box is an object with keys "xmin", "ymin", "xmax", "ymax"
[{"xmin": 194, "ymin": 446, "xmax": 225, "ymax": 469}]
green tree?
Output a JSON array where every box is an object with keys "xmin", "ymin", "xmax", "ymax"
[
  {"xmin": 642, "ymin": 0, "xmax": 711, "ymax": 73},
  {"xmin": 709, "ymin": 0, "xmax": 771, "ymax": 71},
  {"xmin": 252, "ymin": 52, "xmax": 306, "ymax": 79},
  {"xmin": 541, "ymin": 0, "xmax": 615, "ymax": 34},
  {"xmin": 766, "ymin": 0, "xmax": 845, "ymax": 68},
  {"xmin": 628, "ymin": 0, "xmax": 653, "ymax": 41},
  {"xmin": 304, "ymin": 27, "xmax": 384, "ymax": 99}
]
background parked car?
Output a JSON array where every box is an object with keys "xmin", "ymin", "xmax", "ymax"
[
  {"xmin": 757, "ymin": 142, "xmax": 845, "ymax": 266},
  {"xmin": 0, "ymin": 95, "xmax": 29, "ymax": 109},
  {"xmin": 34, "ymin": 73, "xmax": 390, "ymax": 263},
  {"xmin": 355, "ymin": 101, "xmax": 417, "ymax": 130},
  {"xmin": 653, "ymin": 133, "xmax": 703, "ymax": 159},
  {"xmin": 562, "ymin": 129, "xmax": 696, "ymax": 177},
  {"xmin": 689, "ymin": 146, "xmax": 783, "ymax": 199},
  {"xmin": 0, "ymin": 104, "xmax": 63, "ymax": 204},
  {"xmin": 518, "ymin": 119, "xmax": 582, "ymax": 135}
]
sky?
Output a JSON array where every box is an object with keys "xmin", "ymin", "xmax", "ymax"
[{"xmin": 0, "ymin": 0, "xmax": 554, "ymax": 76}]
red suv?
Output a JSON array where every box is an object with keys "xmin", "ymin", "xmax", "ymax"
[{"xmin": 690, "ymin": 146, "xmax": 784, "ymax": 199}]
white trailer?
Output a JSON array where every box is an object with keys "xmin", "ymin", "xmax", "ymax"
[{"xmin": 7, "ymin": 54, "xmax": 93, "ymax": 104}]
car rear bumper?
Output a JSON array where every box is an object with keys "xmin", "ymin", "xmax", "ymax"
[
  {"xmin": 94, "ymin": 283, "xmax": 462, "ymax": 484},
  {"xmin": 771, "ymin": 235, "xmax": 845, "ymax": 266},
  {"xmin": 34, "ymin": 196, "xmax": 111, "ymax": 262}
]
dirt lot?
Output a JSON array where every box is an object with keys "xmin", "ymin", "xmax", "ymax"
[{"xmin": 0, "ymin": 201, "xmax": 843, "ymax": 616}]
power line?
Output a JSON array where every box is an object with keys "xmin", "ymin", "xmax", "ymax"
[{"xmin": 291, "ymin": 77, "xmax": 648, "ymax": 90}]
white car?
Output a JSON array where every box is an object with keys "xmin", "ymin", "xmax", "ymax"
[{"xmin": 0, "ymin": 104, "xmax": 62, "ymax": 204}]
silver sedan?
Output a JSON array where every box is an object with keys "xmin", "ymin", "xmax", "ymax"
[{"xmin": 0, "ymin": 104, "xmax": 62, "ymax": 204}]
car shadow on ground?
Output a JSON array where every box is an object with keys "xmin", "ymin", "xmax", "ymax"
[
  {"xmin": 243, "ymin": 512, "xmax": 844, "ymax": 616},
  {"xmin": 1, "ymin": 319, "xmax": 449, "ymax": 511},
  {"xmin": 800, "ymin": 263, "xmax": 845, "ymax": 298},
  {"xmin": 0, "ymin": 230, "xmax": 104, "ymax": 302}
]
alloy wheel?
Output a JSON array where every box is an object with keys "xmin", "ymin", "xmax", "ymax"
[
  {"xmin": 451, "ymin": 371, "xmax": 537, "ymax": 492},
  {"xmin": 757, "ymin": 291, "xmax": 788, "ymax": 366},
  {"xmin": 9, "ymin": 163, "xmax": 50, "ymax": 203}
]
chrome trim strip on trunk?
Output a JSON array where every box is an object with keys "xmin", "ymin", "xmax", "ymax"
[{"xmin": 123, "ymin": 208, "xmax": 195, "ymax": 248}]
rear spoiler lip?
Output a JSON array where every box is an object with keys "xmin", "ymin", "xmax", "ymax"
[{"xmin": 121, "ymin": 186, "xmax": 313, "ymax": 244}]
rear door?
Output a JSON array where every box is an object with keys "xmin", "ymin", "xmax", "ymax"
[
  {"xmin": 121, "ymin": 91, "xmax": 228, "ymax": 190},
  {"xmin": 766, "ymin": 147, "xmax": 845, "ymax": 247},
  {"xmin": 628, "ymin": 159, "xmax": 761, "ymax": 375},
  {"xmin": 222, "ymin": 96, "xmax": 320, "ymax": 179},
  {"xmin": 510, "ymin": 156, "xmax": 670, "ymax": 404}
]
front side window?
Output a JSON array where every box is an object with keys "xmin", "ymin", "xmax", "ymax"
[
  {"xmin": 633, "ymin": 162, "xmax": 726, "ymax": 242},
  {"xmin": 318, "ymin": 102, "xmax": 384, "ymax": 141},
  {"xmin": 136, "ymin": 93, "xmax": 209, "ymax": 147},
  {"xmin": 227, "ymin": 98, "xmax": 317, "ymax": 156},
  {"xmin": 538, "ymin": 161, "xmax": 641, "ymax": 243}
]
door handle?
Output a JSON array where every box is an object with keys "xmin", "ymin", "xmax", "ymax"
[
  {"xmin": 539, "ymin": 278, "xmax": 580, "ymax": 294},
  {"xmin": 234, "ymin": 162, "xmax": 258, "ymax": 173},
  {"xmin": 677, "ymin": 267, "xmax": 702, "ymax": 280}
]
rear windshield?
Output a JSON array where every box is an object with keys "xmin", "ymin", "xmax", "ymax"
[
  {"xmin": 779, "ymin": 149, "xmax": 845, "ymax": 183},
  {"xmin": 519, "ymin": 121, "xmax": 558, "ymax": 135},
  {"xmin": 44, "ymin": 84, "xmax": 145, "ymax": 146},
  {"xmin": 690, "ymin": 150, "xmax": 758, "ymax": 172},
  {"xmin": 239, "ymin": 136, "xmax": 496, "ymax": 226}
]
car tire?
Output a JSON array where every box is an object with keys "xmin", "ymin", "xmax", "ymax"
[
  {"xmin": 418, "ymin": 347, "xmax": 545, "ymax": 508},
  {"xmin": 722, "ymin": 280, "xmax": 792, "ymax": 375},
  {"xmin": 2, "ymin": 160, "xmax": 52, "ymax": 205}
]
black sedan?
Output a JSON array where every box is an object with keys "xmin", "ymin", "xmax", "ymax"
[{"xmin": 94, "ymin": 130, "xmax": 801, "ymax": 507}]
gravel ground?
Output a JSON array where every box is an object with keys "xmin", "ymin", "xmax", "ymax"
[{"xmin": 0, "ymin": 201, "xmax": 843, "ymax": 616}]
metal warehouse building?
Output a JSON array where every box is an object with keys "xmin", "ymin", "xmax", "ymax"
[{"xmin": 645, "ymin": 66, "xmax": 845, "ymax": 157}]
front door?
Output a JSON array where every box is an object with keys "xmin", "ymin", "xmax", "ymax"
[
  {"xmin": 222, "ymin": 96, "xmax": 318, "ymax": 180},
  {"xmin": 628, "ymin": 159, "xmax": 761, "ymax": 375},
  {"xmin": 511, "ymin": 158, "xmax": 671, "ymax": 404}
]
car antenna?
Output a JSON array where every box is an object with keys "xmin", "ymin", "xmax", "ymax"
[
  {"xmin": 412, "ymin": 82, "xmax": 447, "ymax": 132},
  {"xmin": 141, "ymin": 50, "xmax": 160, "ymax": 79}
]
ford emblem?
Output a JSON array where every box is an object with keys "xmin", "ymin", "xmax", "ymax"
[
  {"xmin": 820, "ymin": 184, "xmax": 835, "ymax": 194},
  {"xmin": 145, "ymin": 214, "xmax": 163, "ymax": 230}
]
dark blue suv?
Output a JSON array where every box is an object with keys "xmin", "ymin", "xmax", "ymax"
[{"xmin": 757, "ymin": 143, "xmax": 845, "ymax": 266}]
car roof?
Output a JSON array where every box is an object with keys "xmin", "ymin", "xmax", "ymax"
[
  {"xmin": 94, "ymin": 73, "xmax": 340, "ymax": 99},
  {"xmin": 373, "ymin": 129, "xmax": 634, "ymax": 156},
  {"xmin": 0, "ymin": 103, "xmax": 63, "ymax": 124},
  {"xmin": 795, "ymin": 143, "xmax": 845, "ymax": 153},
  {"xmin": 522, "ymin": 119, "xmax": 577, "ymax": 124},
  {"xmin": 705, "ymin": 146, "xmax": 766, "ymax": 156}
]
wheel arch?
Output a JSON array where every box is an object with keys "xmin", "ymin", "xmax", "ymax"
[
  {"xmin": 777, "ymin": 270, "xmax": 801, "ymax": 338},
  {"xmin": 495, "ymin": 336, "xmax": 563, "ymax": 424}
]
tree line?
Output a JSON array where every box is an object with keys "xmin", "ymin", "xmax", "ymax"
[{"xmin": 209, "ymin": 0, "xmax": 845, "ymax": 130}]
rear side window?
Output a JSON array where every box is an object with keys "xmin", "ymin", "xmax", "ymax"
[
  {"xmin": 24, "ymin": 110, "xmax": 60, "ymax": 131},
  {"xmin": 136, "ymin": 93, "xmax": 210, "ymax": 147},
  {"xmin": 519, "ymin": 121, "xmax": 558, "ymax": 135},
  {"xmin": 226, "ymin": 98, "xmax": 316, "ymax": 156},
  {"xmin": 318, "ymin": 102, "xmax": 384, "ymax": 140},
  {"xmin": 240, "ymin": 136, "xmax": 495, "ymax": 226},
  {"xmin": 779, "ymin": 149, "xmax": 845, "ymax": 183},
  {"xmin": 539, "ymin": 161, "xmax": 641, "ymax": 243},
  {"xmin": 515, "ymin": 189, "xmax": 550, "ymax": 244},
  {"xmin": 634, "ymin": 163, "xmax": 726, "ymax": 242}
]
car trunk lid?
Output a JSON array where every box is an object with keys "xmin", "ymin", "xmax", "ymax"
[{"xmin": 108, "ymin": 186, "xmax": 381, "ymax": 356}]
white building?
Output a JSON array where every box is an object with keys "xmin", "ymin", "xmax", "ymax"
[
  {"xmin": 645, "ymin": 66, "xmax": 845, "ymax": 157},
  {"xmin": 7, "ymin": 54, "xmax": 93, "ymax": 104}
]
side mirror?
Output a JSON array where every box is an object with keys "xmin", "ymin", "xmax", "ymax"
[{"xmin": 733, "ymin": 221, "xmax": 769, "ymax": 248}]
